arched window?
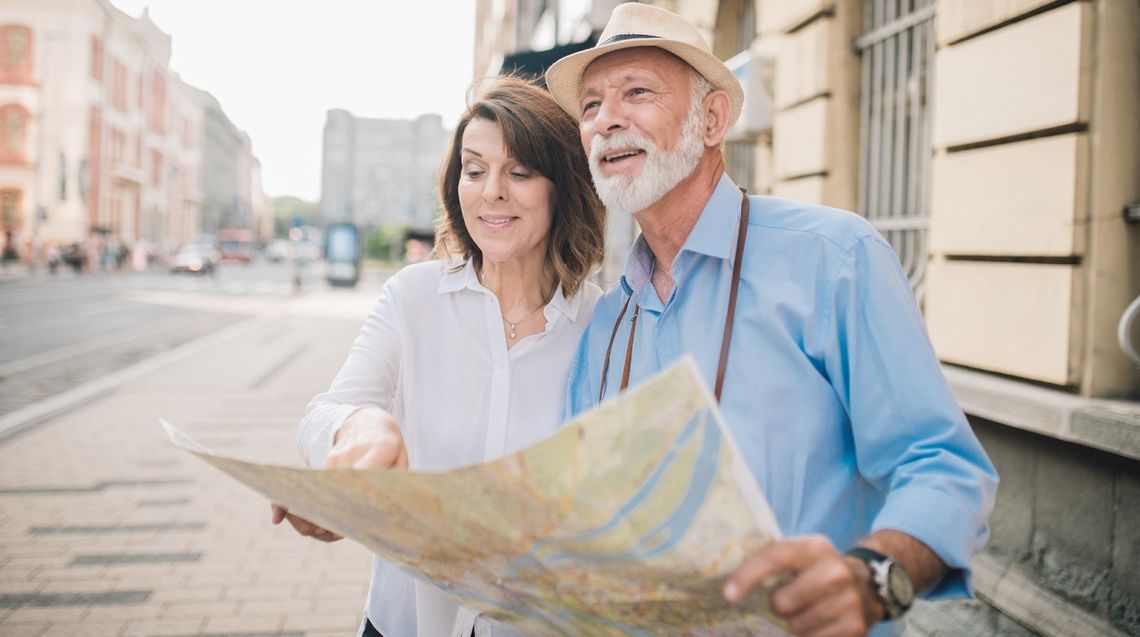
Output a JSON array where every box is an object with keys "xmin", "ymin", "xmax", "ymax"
[
  {"xmin": 0, "ymin": 25, "xmax": 33, "ymax": 83},
  {"xmin": 0, "ymin": 104, "xmax": 28, "ymax": 162}
]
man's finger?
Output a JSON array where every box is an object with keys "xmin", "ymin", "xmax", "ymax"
[
  {"xmin": 783, "ymin": 589, "xmax": 867, "ymax": 637},
  {"xmin": 725, "ymin": 535, "xmax": 837, "ymax": 603},
  {"xmin": 769, "ymin": 553, "xmax": 856, "ymax": 618},
  {"xmin": 270, "ymin": 504, "xmax": 288, "ymax": 525}
]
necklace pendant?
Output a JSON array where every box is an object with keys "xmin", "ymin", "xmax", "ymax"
[{"xmin": 509, "ymin": 324, "xmax": 518, "ymax": 339}]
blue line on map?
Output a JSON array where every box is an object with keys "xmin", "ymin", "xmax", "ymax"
[
  {"xmin": 535, "ymin": 413, "xmax": 703, "ymax": 549},
  {"xmin": 531, "ymin": 411, "xmax": 721, "ymax": 564}
]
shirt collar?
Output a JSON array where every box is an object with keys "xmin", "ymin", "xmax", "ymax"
[
  {"xmin": 436, "ymin": 258, "xmax": 582, "ymax": 321},
  {"xmin": 619, "ymin": 172, "xmax": 743, "ymax": 295}
]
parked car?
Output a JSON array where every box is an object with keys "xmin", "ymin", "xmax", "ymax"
[
  {"xmin": 264, "ymin": 239, "xmax": 293, "ymax": 263},
  {"xmin": 170, "ymin": 243, "xmax": 220, "ymax": 275}
]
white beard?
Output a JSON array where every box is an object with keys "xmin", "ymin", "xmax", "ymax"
[{"xmin": 588, "ymin": 99, "xmax": 706, "ymax": 217}]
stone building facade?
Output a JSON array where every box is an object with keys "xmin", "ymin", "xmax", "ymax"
[
  {"xmin": 475, "ymin": 1, "xmax": 1140, "ymax": 635},
  {"xmin": 319, "ymin": 109, "xmax": 448, "ymax": 232},
  {"xmin": 0, "ymin": 0, "xmax": 265, "ymax": 264}
]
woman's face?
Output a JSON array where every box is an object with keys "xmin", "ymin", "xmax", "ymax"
[{"xmin": 458, "ymin": 118, "xmax": 554, "ymax": 268}]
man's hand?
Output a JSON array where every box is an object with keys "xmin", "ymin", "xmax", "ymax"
[
  {"xmin": 325, "ymin": 406, "xmax": 408, "ymax": 469},
  {"xmin": 270, "ymin": 504, "xmax": 343, "ymax": 542},
  {"xmin": 724, "ymin": 535, "xmax": 877, "ymax": 637}
]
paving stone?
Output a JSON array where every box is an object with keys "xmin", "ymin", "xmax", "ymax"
[
  {"xmin": 120, "ymin": 618, "xmax": 205, "ymax": 636},
  {"xmin": 0, "ymin": 305, "xmax": 375, "ymax": 634}
]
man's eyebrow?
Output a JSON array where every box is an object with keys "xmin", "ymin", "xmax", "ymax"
[{"xmin": 582, "ymin": 72, "xmax": 657, "ymax": 93}]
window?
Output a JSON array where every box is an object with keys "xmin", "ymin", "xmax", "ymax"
[
  {"xmin": 150, "ymin": 149, "xmax": 162, "ymax": 186},
  {"xmin": 1, "ymin": 189, "xmax": 20, "ymax": 232},
  {"xmin": 0, "ymin": 104, "xmax": 28, "ymax": 162},
  {"xmin": 855, "ymin": 0, "xmax": 936, "ymax": 303},
  {"xmin": 0, "ymin": 25, "xmax": 33, "ymax": 83},
  {"xmin": 59, "ymin": 152, "xmax": 67, "ymax": 200},
  {"xmin": 148, "ymin": 69, "xmax": 166, "ymax": 133},
  {"xmin": 90, "ymin": 35, "xmax": 102, "ymax": 81},
  {"xmin": 111, "ymin": 60, "xmax": 127, "ymax": 111}
]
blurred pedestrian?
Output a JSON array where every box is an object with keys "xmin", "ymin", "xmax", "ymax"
[{"xmin": 272, "ymin": 77, "xmax": 605, "ymax": 637}]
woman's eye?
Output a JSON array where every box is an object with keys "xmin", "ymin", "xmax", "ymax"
[
  {"xmin": 463, "ymin": 169, "xmax": 483, "ymax": 179},
  {"xmin": 510, "ymin": 171, "xmax": 532, "ymax": 180}
]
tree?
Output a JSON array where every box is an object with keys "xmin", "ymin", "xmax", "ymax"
[{"xmin": 271, "ymin": 196, "xmax": 318, "ymax": 238}]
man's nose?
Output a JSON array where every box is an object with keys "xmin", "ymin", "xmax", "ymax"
[{"xmin": 592, "ymin": 96, "xmax": 628, "ymax": 135}]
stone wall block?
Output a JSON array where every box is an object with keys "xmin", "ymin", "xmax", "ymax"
[
  {"xmin": 972, "ymin": 420, "xmax": 1035, "ymax": 560},
  {"xmin": 758, "ymin": 0, "xmax": 830, "ymax": 35},
  {"xmin": 936, "ymin": 0, "xmax": 1061, "ymax": 44},
  {"xmin": 932, "ymin": 2, "xmax": 1091, "ymax": 149},
  {"xmin": 925, "ymin": 260, "xmax": 1077, "ymax": 384},
  {"xmin": 1031, "ymin": 440, "xmax": 1114, "ymax": 617},
  {"xmin": 929, "ymin": 134, "xmax": 1087, "ymax": 257},
  {"xmin": 1109, "ymin": 469, "xmax": 1140, "ymax": 633}
]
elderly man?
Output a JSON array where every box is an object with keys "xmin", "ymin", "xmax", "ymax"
[{"xmin": 545, "ymin": 4, "xmax": 997, "ymax": 637}]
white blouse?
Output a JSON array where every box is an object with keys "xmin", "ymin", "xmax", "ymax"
[{"xmin": 299, "ymin": 259, "xmax": 601, "ymax": 637}]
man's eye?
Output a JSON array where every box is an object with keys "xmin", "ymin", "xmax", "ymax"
[
  {"xmin": 582, "ymin": 101, "xmax": 600, "ymax": 113},
  {"xmin": 630, "ymin": 87, "xmax": 649, "ymax": 96}
]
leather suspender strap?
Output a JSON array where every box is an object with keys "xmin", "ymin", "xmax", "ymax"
[
  {"xmin": 714, "ymin": 192, "xmax": 750, "ymax": 401},
  {"xmin": 619, "ymin": 304, "xmax": 641, "ymax": 394},
  {"xmin": 599, "ymin": 189, "xmax": 750, "ymax": 404},
  {"xmin": 597, "ymin": 294, "xmax": 632, "ymax": 404}
]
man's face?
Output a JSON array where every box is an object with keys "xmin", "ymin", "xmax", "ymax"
[{"xmin": 578, "ymin": 48, "xmax": 707, "ymax": 215}]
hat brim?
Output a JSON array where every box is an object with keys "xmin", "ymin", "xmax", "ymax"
[{"xmin": 546, "ymin": 38, "xmax": 744, "ymax": 127}]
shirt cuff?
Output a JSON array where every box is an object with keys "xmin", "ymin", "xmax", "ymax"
[
  {"xmin": 871, "ymin": 484, "xmax": 991, "ymax": 600},
  {"xmin": 300, "ymin": 404, "xmax": 357, "ymax": 468}
]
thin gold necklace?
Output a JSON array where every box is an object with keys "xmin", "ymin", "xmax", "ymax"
[
  {"xmin": 502, "ymin": 299, "xmax": 547, "ymax": 339},
  {"xmin": 476, "ymin": 268, "xmax": 555, "ymax": 339}
]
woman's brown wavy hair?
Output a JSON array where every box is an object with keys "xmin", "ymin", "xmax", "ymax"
[{"xmin": 435, "ymin": 76, "xmax": 604, "ymax": 297}]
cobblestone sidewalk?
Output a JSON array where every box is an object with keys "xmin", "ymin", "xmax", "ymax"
[{"xmin": 0, "ymin": 296, "xmax": 378, "ymax": 636}]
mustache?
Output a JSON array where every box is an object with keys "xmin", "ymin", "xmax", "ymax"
[{"xmin": 589, "ymin": 131, "xmax": 656, "ymax": 165}]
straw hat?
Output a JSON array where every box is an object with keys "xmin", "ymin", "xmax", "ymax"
[{"xmin": 545, "ymin": 3, "xmax": 743, "ymax": 126}]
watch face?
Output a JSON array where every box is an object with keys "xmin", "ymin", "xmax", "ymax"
[{"xmin": 888, "ymin": 562, "xmax": 915, "ymax": 608}]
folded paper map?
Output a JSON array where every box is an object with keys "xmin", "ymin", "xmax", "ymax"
[{"xmin": 162, "ymin": 356, "xmax": 786, "ymax": 636}]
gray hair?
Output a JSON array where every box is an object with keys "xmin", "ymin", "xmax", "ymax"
[{"xmin": 690, "ymin": 70, "xmax": 714, "ymax": 112}]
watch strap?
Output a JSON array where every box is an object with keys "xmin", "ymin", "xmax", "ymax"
[{"xmin": 845, "ymin": 547, "xmax": 909, "ymax": 620}]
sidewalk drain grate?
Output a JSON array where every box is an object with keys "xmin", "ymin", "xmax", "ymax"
[
  {"xmin": 70, "ymin": 552, "xmax": 203, "ymax": 565},
  {"xmin": 0, "ymin": 478, "xmax": 193, "ymax": 494},
  {"xmin": 29, "ymin": 522, "xmax": 206, "ymax": 534},
  {"xmin": 0, "ymin": 590, "xmax": 151, "ymax": 607}
]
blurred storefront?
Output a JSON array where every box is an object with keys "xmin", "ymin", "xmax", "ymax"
[{"xmin": 476, "ymin": 1, "xmax": 1140, "ymax": 635}]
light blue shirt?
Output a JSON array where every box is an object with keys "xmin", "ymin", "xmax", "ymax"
[{"xmin": 566, "ymin": 174, "xmax": 998, "ymax": 632}]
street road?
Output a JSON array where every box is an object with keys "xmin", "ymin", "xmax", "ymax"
[
  {"xmin": 0, "ymin": 260, "xmax": 392, "ymax": 635},
  {"xmin": 0, "ymin": 260, "xmax": 387, "ymax": 418}
]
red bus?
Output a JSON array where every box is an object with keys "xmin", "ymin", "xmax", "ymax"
[{"xmin": 217, "ymin": 228, "xmax": 254, "ymax": 263}]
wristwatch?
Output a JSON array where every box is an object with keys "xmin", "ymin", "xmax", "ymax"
[{"xmin": 845, "ymin": 547, "xmax": 915, "ymax": 620}]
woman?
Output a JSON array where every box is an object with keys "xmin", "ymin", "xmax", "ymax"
[{"xmin": 274, "ymin": 77, "xmax": 605, "ymax": 637}]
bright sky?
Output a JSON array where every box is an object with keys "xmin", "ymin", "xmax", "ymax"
[{"xmin": 109, "ymin": 0, "xmax": 477, "ymax": 201}]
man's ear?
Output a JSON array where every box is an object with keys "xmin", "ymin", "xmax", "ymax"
[{"xmin": 702, "ymin": 89, "xmax": 732, "ymax": 147}]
